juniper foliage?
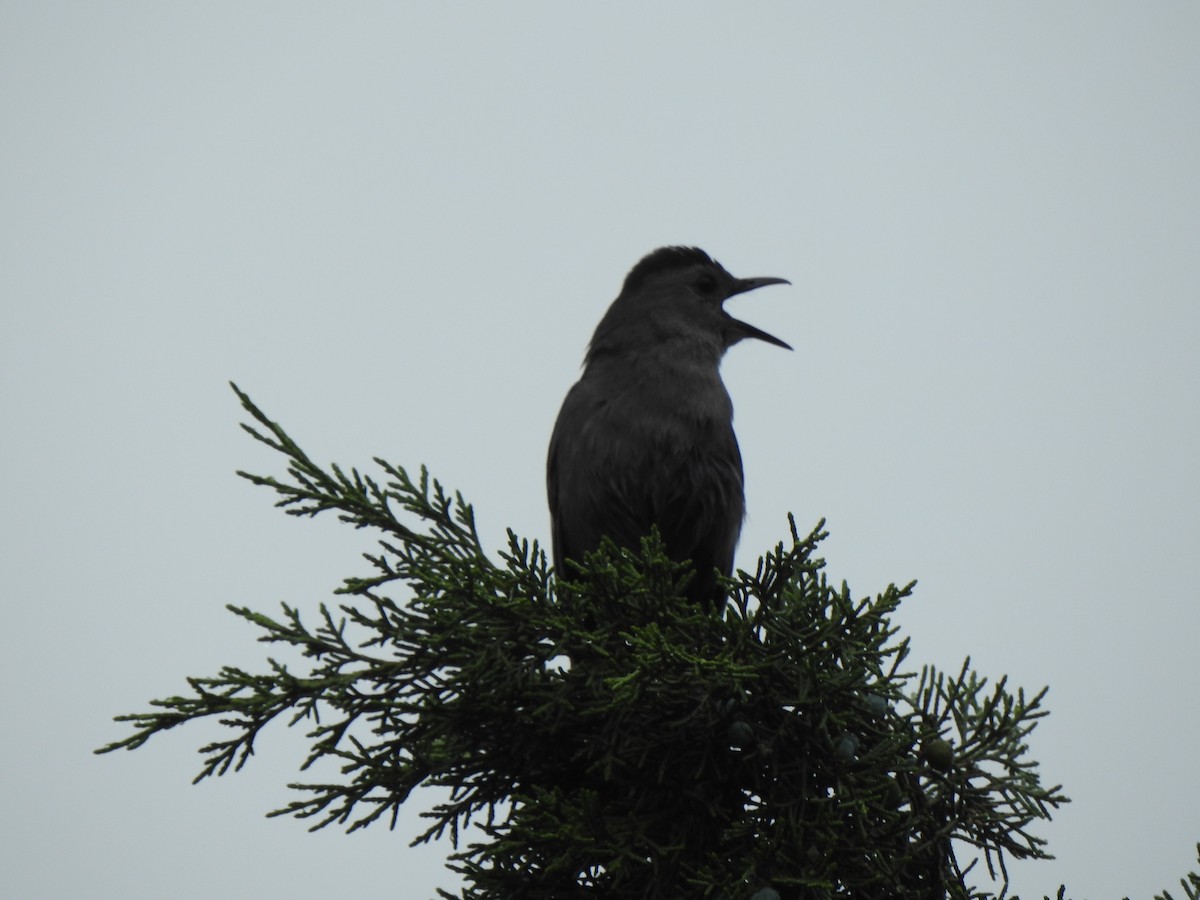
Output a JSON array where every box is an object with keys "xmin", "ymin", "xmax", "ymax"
[{"xmin": 97, "ymin": 385, "xmax": 1198, "ymax": 900}]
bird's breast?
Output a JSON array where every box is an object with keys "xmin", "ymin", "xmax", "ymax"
[{"xmin": 569, "ymin": 359, "xmax": 737, "ymax": 476}]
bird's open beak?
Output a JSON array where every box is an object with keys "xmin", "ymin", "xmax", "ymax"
[{"xmin": 726, "ymin": 276, "xmax": 792, "ymax": 350}]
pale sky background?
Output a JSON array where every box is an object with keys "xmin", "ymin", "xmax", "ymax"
[{"xmin": 3, "ymin": 4, "xmax": 1199, "ymax": 899}]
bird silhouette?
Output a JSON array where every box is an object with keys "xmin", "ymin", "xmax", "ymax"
[{"xmin": 547, "ymin": 246, "xmax": 790, "ymax": 609}]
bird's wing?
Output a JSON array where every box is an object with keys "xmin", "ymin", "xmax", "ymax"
[
  {"xmin": 546, "ymin": 394, "xmax": 569, "ymax": 574},
  {"xmin": 548, "ymin": 378, "xmax": 655, "ymax": 575}
]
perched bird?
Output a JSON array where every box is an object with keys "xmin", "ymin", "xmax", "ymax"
[{"xmin": 547, "ymin": 246, "xmax": 790, "ymax": 609}]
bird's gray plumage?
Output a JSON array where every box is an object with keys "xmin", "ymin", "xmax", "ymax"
[{"xmin": 547, "ymin": 246, "xmax": 790, "ymax": 609}]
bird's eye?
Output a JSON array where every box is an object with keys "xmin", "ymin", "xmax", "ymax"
[{"xmin": 694, "ymin": 273, "xmax": 718, "ymax": 295}]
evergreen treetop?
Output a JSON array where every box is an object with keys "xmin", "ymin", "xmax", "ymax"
[{"xmin": 97, "ymin": 385, "xmax": 1199, "ymax": 900}]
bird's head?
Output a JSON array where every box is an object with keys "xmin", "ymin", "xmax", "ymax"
[{"xmin": 587, "ymin": 246, "xmax": 791, "ymax": 363}]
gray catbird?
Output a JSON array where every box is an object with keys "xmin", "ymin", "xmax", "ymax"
[{"xmin": 547, "ymin": 246, "xmax": 790, "ymax": 609}]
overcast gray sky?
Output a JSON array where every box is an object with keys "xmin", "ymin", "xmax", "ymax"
[{"xmin": 3, "ymin": 3, "xmax": 1199, "ymax": 898}]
